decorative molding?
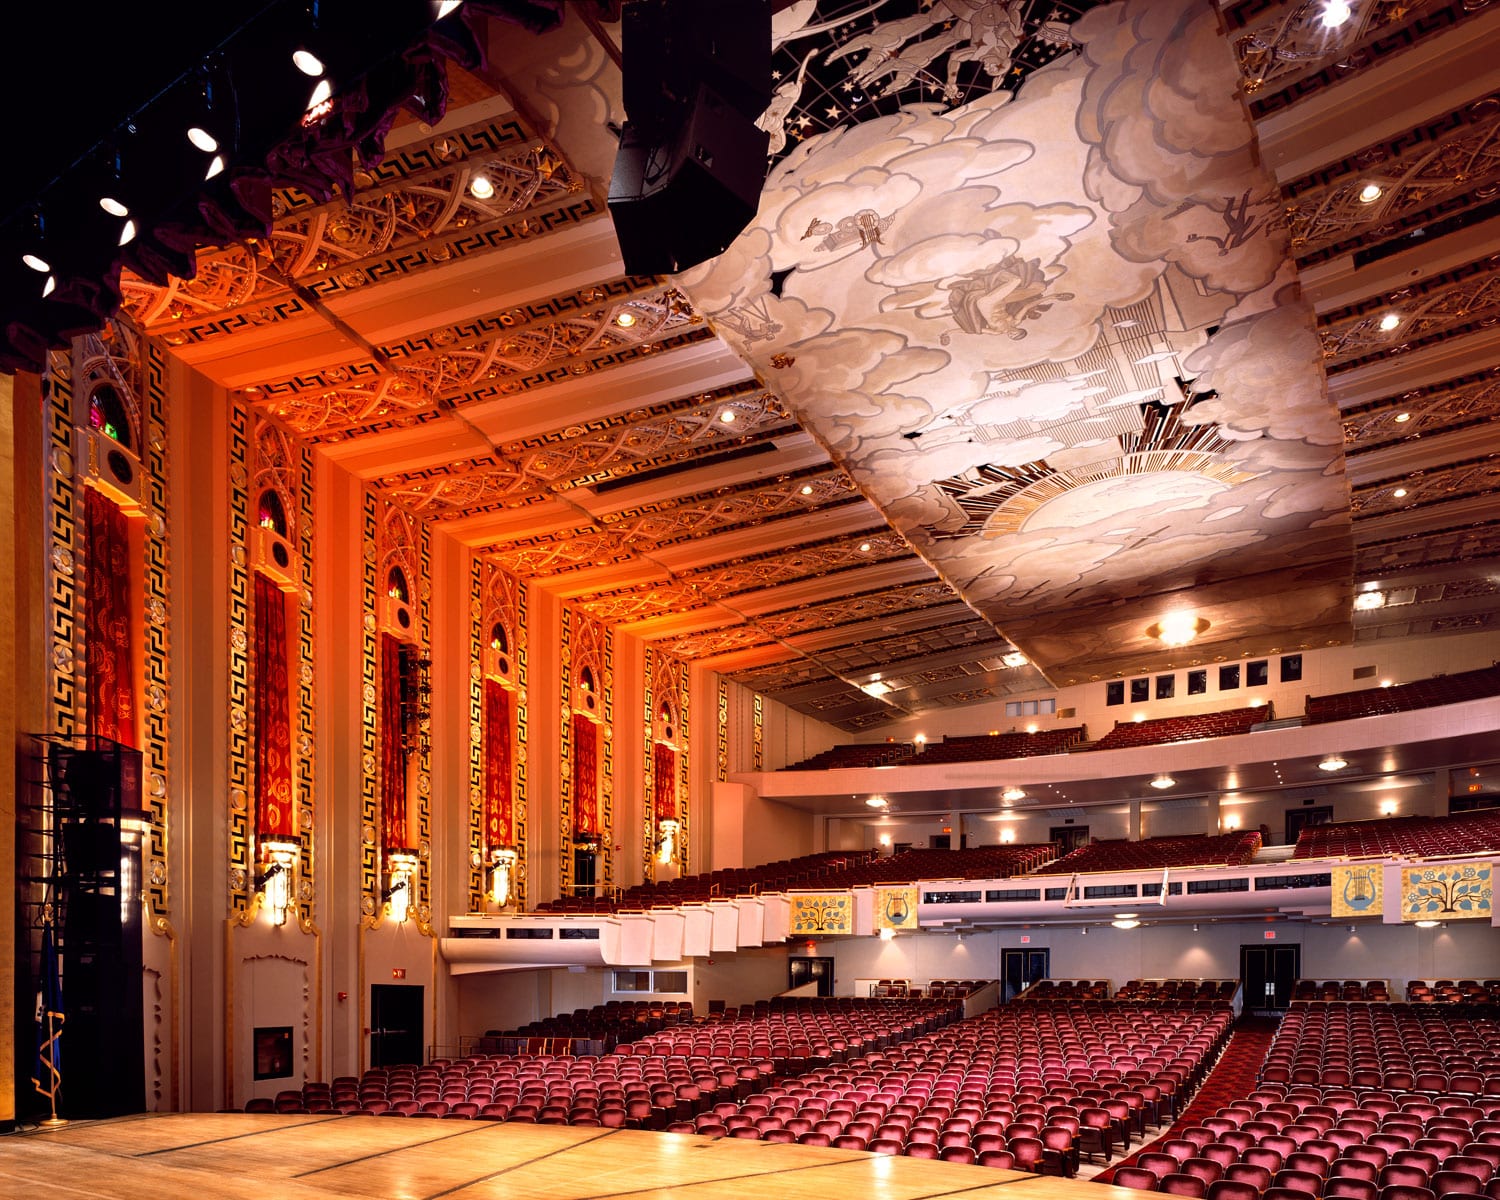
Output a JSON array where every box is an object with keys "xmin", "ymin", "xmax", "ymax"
[
  {"xmin": 1341, "ymin": 369, "xmax": 1500, "ymax": 455},
  {"xmin": 752, "ymin": 693, "xmax": 763, "ymax": 772},
  {"xmin": 227, "ymin": 398, "xmax": 253, "ymax": 916},
  {"xmin": 717, "ymin": 680, "xmax": 728, "ymax": 784},
  {"xmin": 1233, "ymin": 0, "xmax": 1456, "ymax": 113},
  {"xmin": 468, "ymin": 557, "xmax": 485, "ymax": 911},
  {"xmin": 359, "ymin": 492, "xmax": 380, "ymax": 917},
  {"xmin": 142, "ymin": 338, "xmax": 173, "ymax": 926},
  {"xmin": 1286, "ymin": 96, "xmax": 1500, "ymax": 265},
  {"xmin": 1321, "ymin": 256, "xmax": 1500, "ymax": 370},
  {"xmin": 44, "ymin": 348, "xmax": 81, "ymax": 733}
]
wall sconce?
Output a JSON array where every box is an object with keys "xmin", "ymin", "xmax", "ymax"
[
  {"xmin": 489, "ymin": 846, "xmax": 518, "ymax": 907},
  {"xmin": 1379, "ymin": 798, "xmax": 1397, "ymax": 816},
  {"xmin": 655, "ymin": 818, "xmax": 680, "ymax": 866},
  {"xmin": 1222, "ymin": 813, "xmax": 1240, "ymax": 830},
  {"xmin": 258, "ymin": 837, "xmax": 301, "ymax": 926},
  {"xmin": 385, "ymin": 851, "xmax": 419, "ymax": 922}
]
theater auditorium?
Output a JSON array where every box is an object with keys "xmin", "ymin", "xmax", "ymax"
[{"xmin": 2, "ymin": 2, "xmax": 1499, "ymax": 1199}]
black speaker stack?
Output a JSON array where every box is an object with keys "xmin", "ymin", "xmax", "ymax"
[{"xmin": 608, "ymin": 0, "xmax": 773, "ymax": 275}]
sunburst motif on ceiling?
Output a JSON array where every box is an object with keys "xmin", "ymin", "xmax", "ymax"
[{"xmin": 932, "ymin": 400, "xmax": 1255, "ymax": 538}]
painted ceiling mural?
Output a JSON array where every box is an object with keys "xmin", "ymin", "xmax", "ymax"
[{"xmin": 676, "ymin": 0, "xmax": 1354, "ymax": 685}]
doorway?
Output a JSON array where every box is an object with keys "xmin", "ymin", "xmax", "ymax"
[
  {"xmin": 370, "ymin": 983, "xmax": 424, "ymax": 1067},
  {"xmin": 1000, "ymin": 947, "xmax": 1050, "ymax": 1003},
  {"xmin": 1240, "ymin": 943, "xmax": 1300, "ymax": 1011},
  {"xmin": 1050, "ymin": 825, "xmax": 1090, "ymax": 855},
  {"xmin": 788, "ymin": 956, "xmax": 835, "ymax": 996},
  {"xmin": 1284, "ymin": 806, "xmax": 1333, "ymax": 846}
]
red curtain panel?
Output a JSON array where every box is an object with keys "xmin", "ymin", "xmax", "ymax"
[
  {"xmin": 571, "ymin": 712, "xmax": 598, "ymax": 838},
  {"xmin": 253, "ymin": 572, "xmax": 294, "ymax": 839},
  {"xmin": 84, "ymin": 486, "xmax": 137, "ymax": 747},
  {"xmin": 381, "ymin": 633, "xmax": 408, "ymax": 851},
  {"xmin": 484, "ymin": 679, "xmax": 513, "ymax": 850},
  {"xmin": 654, "ymin": 742, "xmax": 677, "ymax": 822}
]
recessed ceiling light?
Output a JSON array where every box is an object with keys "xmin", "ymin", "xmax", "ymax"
[
  {"xmin": 1319, "ymin": 754, "xmax": 1348, "ymax": 772},
  {"xmin": 1321, "ymin": 0, "xmax": 1352, "ymax": 27},
  {"xmin": 1354, "ymin": 590, "xmax": 1385, "ymax": 610},
  {"xmin": 1394, "ymin": 411, "xmax": 1411, "ymax": 423},
  {"xmin": 800, "ymin": 484, "xmax": 813, "ymax": 495},
  {"xmin": 865, "ymin": 796, "xmax": 887, "ymax": 808},
  {"xmin": 1414, "ymin": 919, "xmax": 1440, "ymax": 929},
  {"xmin": 1150, "ymin": 774, "xmax": 1175, "ymax": 789},
  {"xmin": 1148, "ymin": 612, "xmax": 1209, "ymax": 647},
  {"xmin": 1112, "ymin": 917, "xmax": 1141, "ymax": 929},
  {"xmin": 1358, "ymin": 183, "xmax": 1382, "ymax": 203},
  {"xmin": 859, "ymin": 542, "xmax": 872, "ymax": 552},
  {"xmin": 1379, "ymin": 312, "xmax": 1401, "ymax": 332},
  {"xmin": 614, "ymin": 312, "xmax": 636, "ymax": 328},
  {"xmin": 863, "ymin": 681, "xmax": 890, "ymax": 698},
  {"xmin": 1002, "ymin": 787, "xmax": 1026, "ymax": 802},
  {"xmin": 469, "ymin": 174, "xmax": 495, "ymax": 200},
  {"xmin": 1393, "ymin": 487, "xmax": 1408, "ymax": 498},
  {"xmin": 719, "ymin": 409, "xmax": 736, "ymax": 424},
  {"xmin": 1001, "ymin": 651, "xmax": 1028, "ymax": 667}
]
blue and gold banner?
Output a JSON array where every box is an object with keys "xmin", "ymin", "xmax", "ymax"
[
  {"xmin": 1401, "ymin": 862, "xmax": 1492, "ymax": 921},
  {"xmin": 789, "ymin": 892, "xmax": 852, "ymax": 936},
  {"xmin": 875, "ymin": 886, "xmax": 919, "ymax": 932},
  {"xmin": 1331, "ymin": 864, "xmax": 1383, "ymax": 919}
]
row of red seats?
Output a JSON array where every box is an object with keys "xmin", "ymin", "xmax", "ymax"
[
  {"xmin": 1033, "ymin": 832, "xmax": 1263, "ymax": 875},
  {"xmin": 1117, "ymin": 981, "xmax": 1242, "ymax": 1003},
  {"xmin": 912, "ymin": 728, "xmax": 1086, "ymax": 764},
  {"xmin": 1409, "ymin": 982, "xmax": 1500, "ymax": 1004},
  {"xmin": 1113, "ymin": 1081, "xmax": 1500, "ymax": 1200},
  {"xmin": 1263, "ymin": 1003, "xmax": 1500, "ymax": 1090},
  {"xmin": 1305, "ymin": 665, "xmax": 1500, "ymax": 725},
  {"xmin": 1295, "ymin": 982, "xmax": 1392, "ymax": 1003},
  {"xmin": 1292, "ymin": 812, "xmax": 1500, "ymax": 861},
  {"xmin": 1091, "ymin": 706, "xmax": 1270, "ymax": 753}
]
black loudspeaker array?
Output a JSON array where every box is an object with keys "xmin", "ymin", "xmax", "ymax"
[
  {"xmin": 26, "ymin": 740, "xmax": 147, "ymax": 1120},
  {"xmin": 608, "ymin": 0, "xmax": 772, "ymax": 275}
]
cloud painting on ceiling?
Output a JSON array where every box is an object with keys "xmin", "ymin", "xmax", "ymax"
[{"xmin": 677, "ymin": 0, "xmax": 1353, "ymax": 685}]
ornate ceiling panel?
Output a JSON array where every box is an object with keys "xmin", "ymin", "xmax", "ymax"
[
  {"xmin": 111, "ymin": 1, "xmax": 1500, "ymax": 730},
  {"xmin": 675, "ymin": 0, "xmax": 1353, "ymax": 684}
]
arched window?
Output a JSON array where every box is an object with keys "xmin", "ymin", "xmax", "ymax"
[
  {"xmin": 256, "ymin": 489, "xmax": 288, "ymax": 536},
  {"xmin": 386, "ymin": 566, "xmax": 409, "ymax": 603},
  {"xmin": 88, "ymin": 383, "xmax": 133, "ymax": 449}
]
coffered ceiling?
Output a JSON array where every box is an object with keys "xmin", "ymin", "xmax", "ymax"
[{"xmin": 118, "ymin": 0, "xmax": 1500, "ymax": 731}]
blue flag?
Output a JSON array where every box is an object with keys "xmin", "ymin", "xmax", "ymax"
[{"xmin": 32, "ymin": 925, "xmax": 63, "ymax": 1107}]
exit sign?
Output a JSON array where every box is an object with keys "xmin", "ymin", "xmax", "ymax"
[
  {"xmin": 1263, "ymin": 931, "xmax": 1276, "ymax": 940},
  {"xmin": 392, "ymin": 968, "xmax": 406, "ymax": 979},
  {"xmin": 1020, "ymin": 935, "xmax": 1031, "ymax": 944}
]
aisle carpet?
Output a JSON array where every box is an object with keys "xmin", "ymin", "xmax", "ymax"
[{"xmin": 1095, "ymin": 1016, "xmax": 1279, "ymax": 1185}]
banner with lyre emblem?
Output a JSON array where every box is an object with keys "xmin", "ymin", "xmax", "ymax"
[
  {"xmin": 1331, "ymin": 864, "xmax": 1383, "ymax": 919},
  {"xmin": 875, "ymin": 886, "xmax": 918, "ymax": 932},
  {"xmin": 789, "ymin": 892, "xmax": 853, "ymax": 936}
]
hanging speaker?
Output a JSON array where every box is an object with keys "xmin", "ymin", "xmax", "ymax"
[{"xmin": 609, "ymin": 0, "xmax": 771, "ymax": 276}]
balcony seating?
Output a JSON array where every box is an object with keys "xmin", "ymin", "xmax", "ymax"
[
  {"xmin": 1305, "ymin": 665, "xmax": 1500, "ymax": 725},
  {"xmin": 783, "ymin": 743, "xmax": 918, "ymax": 771},
  {"xmin": 1291, "ymin": 812, "xmax": 1500, "ymax": 862},
  {"xmin": 1032, "ymin": 832, "xmax": 1262, "ymax": 875},
  {"xmin": 536, "ymin": 845, "xmax": 1060, "ymax": 913},
  {"xmin": 1090, "ymin": 706, "xmax": 1270, "ymax": 752},
  {"xmin": 914, "ymin": 727, "xmax": 1086, "ymax": 764}
]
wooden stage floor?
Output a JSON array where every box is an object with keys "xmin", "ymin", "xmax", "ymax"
[{"xmin": 0, "ymin": 1113, "xmax": 1137, "ymax": 1200}]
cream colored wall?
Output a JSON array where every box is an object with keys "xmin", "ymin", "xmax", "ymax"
[
  {"xmin": 866, "ymin": 631, "xmax": 1500, "ymax": 746},
  {"xmin": 816, "ymin": 919, "xmax": 1500, "ymax": 998}
]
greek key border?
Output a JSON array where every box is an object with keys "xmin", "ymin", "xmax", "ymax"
[
  {"xmin": 467, "ymin": 557, "xmax": 485, "ymax": 910},
  {"xmin": 143, "ymin": 340, "xmax": 172, "ymax": 924},
  {"xmin": 227, "ymin": 399, "xmax": 252, "ymax": 916}
]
